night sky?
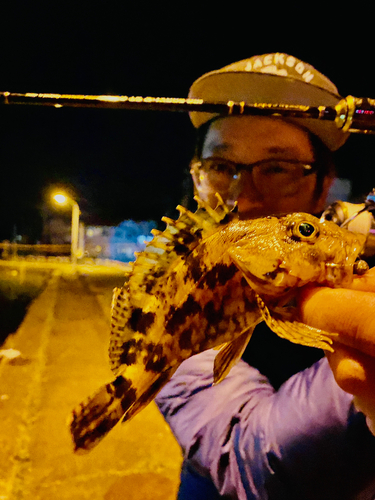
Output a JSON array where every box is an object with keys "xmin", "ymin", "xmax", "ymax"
[{"xmin": 1, "ymin": 5, "xmax": 375, "ymax": 241}]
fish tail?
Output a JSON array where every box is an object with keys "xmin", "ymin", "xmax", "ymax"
[
  {"xmin": 70, "ymin": 368, "xmax": 175, "ymax": 453},
  {"xmin": 69, "ymin": 375, "xmax": 136, "ymax": 453}
]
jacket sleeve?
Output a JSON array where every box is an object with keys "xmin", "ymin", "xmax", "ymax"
[{"xmin": 155, "ymin": 350, "xmax": 375, "ymax": 500}]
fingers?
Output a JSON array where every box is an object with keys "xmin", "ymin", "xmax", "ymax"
[
  {"xmin": 298, "ymin": 268, "xmax": 375, "ymax": 426},
  {"xmin": 298, "ymin": 286, "xmax": 375, "ymax": 357},
  {"xmin": 348, "ymin": 266, "xmax": 375, "ymax": 293},
  {"xmin": 326, "ymin": 344, "xmax": 375, "ymax": 398}
]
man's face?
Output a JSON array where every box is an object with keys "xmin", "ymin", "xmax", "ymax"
[{"xmin": 191, "ymin": 116, "xmax": 332, "ymax": 220}]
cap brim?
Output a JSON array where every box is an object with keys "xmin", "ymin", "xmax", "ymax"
[{"xmin": 188, "ymin": 72, "xmax": 349, "ymax": 151}]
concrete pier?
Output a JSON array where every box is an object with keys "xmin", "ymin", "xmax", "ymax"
[{"xmin": 0, "ymin": 265, "xmax": 182, "ymax": 499}]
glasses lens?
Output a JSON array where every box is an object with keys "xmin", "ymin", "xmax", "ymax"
[
  {"xmin": 196, "ymin": 159, "xmax": 241, "ymax": 207},
  {"xmin": 202, "ymin": 158, "xmax": 237, "ymax": 177},
  {"xmin": 252, "ymin": 162, "xmax": 313, "ymax": 195}
]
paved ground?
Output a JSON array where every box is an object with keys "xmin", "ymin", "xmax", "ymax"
[{"xmin": 0, "ymin": 263, "xmax": 182, "ymax": 499}]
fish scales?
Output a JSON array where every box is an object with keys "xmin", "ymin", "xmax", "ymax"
[{"xmin": 70, "ymin": 196, "xmax": 368, "ymax": 452}]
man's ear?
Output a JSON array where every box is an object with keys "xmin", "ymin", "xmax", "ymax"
[
  {"xmin": 190, "ymin": 162, "xmax": 207, "ymax": 200},
  {"xmin": 190, "ymin": 164, "xmax": 201, "ymax": 189}
]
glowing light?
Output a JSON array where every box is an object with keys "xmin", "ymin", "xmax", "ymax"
[{"xmin": 53, "ymin": 193, "xmax": 68, "ymax": 205}]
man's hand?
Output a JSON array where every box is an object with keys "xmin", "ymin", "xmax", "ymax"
[{"xmin": 298, "ymin": 267, "xmax": 375, "ymax": 433}]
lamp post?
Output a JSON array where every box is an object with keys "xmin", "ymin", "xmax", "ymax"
[{"xmin": 53, "ymin": 193, "xmax": 80, "ymax": 265}]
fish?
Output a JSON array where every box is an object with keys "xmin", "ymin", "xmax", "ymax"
[{"xmin": 69, "ymin": 196, "xmax": 368, "ymax": 453}]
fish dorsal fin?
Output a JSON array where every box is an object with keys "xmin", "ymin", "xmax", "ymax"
[
  {"xmin": 127, "ymin": 195, "xmax": 232, "ymax": 306},
  {"xmin": 108, "ymin": 195, "xmax": 233, "ymax": 373},
  {"xmin": 255, "ymin": 293, "xmax": 336, "ymax": 352},
  {"xmin": 213, "ymin": 326, "xmax": 255, "ymax": 384}
]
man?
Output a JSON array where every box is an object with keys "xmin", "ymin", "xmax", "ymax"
[{"xmin": 155, "ymin": 53, "xmax": 375, "ymax": 499}]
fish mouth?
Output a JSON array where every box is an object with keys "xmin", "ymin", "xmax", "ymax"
[{"xmin": 238, "ymin": 256, "xmax": 369, "ymax": 294}]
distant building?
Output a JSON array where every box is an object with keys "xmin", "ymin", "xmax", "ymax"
[
  {"xmin": 84, "ymin": 226, "xmax": 112, "ymax": 259},
  {"xmin": 42, "ymin": 213, "xmax": 156, "ymax": 262},
  {"xmin": 85, "ymin": 220, "xmax": 156, "ymax": 262}
]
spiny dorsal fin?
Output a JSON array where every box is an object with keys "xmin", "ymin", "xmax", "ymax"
[
  {"xmin": 194, "ymin": 194, "xmax": 235, "ymax": 224},
  {"xmin": 128, "ymin": 194, "xmax": 233, "ymax": 304}
]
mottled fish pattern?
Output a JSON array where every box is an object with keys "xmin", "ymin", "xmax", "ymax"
[{"xmin": 70, "ymin": 196, "xmax": 367, "ymax": 452}]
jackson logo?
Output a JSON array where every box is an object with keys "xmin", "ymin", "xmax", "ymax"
[{"xmin": 245, "ymin": 53, "xmax": 315, "ymax": 83}]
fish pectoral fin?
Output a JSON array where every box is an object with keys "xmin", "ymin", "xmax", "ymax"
[
  {"xmin": 255, "ymin": 292, "xmax": 336, "ymax": 352},
  {"xmin": 271, "ymin": 305, "xmax": 295, "ymax": 321},
  {"xmin": 213, "ymin": 327, "xmax": 254, "ymax": 384}
]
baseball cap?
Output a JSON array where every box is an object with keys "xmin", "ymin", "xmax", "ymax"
[{"xmin": 188, "ymin": 53, "xmax": 349, "ymax": 151}]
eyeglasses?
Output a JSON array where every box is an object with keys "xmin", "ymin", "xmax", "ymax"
[{"xmin": 191, "ymin": 157, "xmax": 317, "ymax": 202}]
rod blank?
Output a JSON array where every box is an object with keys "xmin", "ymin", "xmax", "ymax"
[{"xmin": 1, "ymin": 91, "xmax": 375, "ymax": 134}]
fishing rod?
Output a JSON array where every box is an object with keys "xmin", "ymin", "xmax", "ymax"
[{"xmin": 1, "ymin": 91, "xmax": 375, "ymax": 134}]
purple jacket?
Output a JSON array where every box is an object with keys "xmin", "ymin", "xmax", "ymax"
[{"xmin": 156, "ymin": 349, "xmax": 375, "ymax": 499}]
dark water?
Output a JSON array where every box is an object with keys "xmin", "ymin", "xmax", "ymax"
[{"xmin": 0, "ymin": 266, "xmax": 51, "ymax": 345}]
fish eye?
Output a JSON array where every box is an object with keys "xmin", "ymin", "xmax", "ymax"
[
  {"xmin": 298, "ymin": 222, "xmax": 316, "ymax": 237},
  {"xmin": 290, "ymin": 221, "xmax": 319, "ymax": 240}
]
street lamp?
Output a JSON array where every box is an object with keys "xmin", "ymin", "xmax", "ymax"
[{"xmin": 52, "ymin": 192, "xmax": 80, "ymax": 265}]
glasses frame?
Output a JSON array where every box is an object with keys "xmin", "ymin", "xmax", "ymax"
[
  {"xmin": 190, "ymin": 157, "xmax": 319, "ymax": 205},
  {"xmin": 191, "ymin": 157, "xmax": 318, "ymax": 180}
]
